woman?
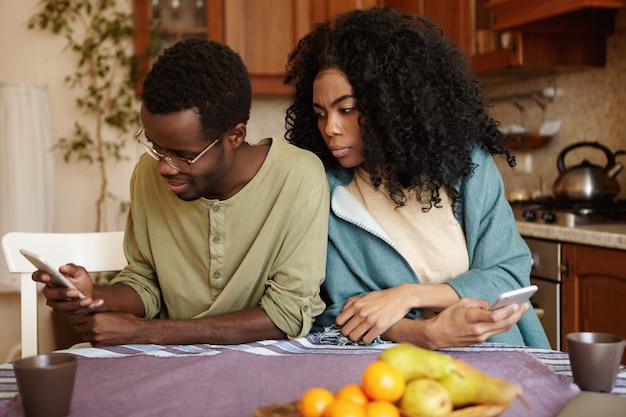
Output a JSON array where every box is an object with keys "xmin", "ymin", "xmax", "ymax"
[{"xmin": 284, "ymin": 7, "xmax": 549, "ymax": 349}]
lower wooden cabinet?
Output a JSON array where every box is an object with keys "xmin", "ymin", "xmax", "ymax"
[{"xmin": 561, "ymin": 243, "xmax": 626, "ymax": 364}]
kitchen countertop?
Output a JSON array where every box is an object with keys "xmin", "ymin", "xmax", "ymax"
[{"xmin": 516, "ymin": 221, "xmax": 626, "ymax": 251}]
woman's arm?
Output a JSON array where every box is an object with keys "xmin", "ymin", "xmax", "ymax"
[
  {"xmin": 382, "ymin": 298, "xmax": 529, "ymax": 349},
  {"xmin": 336, "ymin": 284, "xmax": 528, "ymax": 347},
  {"xmin": 335, "ymin": 283, "xmax": 459, "ymax": 340}
]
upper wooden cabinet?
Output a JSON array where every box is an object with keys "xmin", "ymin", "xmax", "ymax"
[
  {"xmin": 384, "ymin": 0, "xmax": 474, "ymax": 56},
  {"xmin": 133, "ymin": 0, "xmax": 626, "ymax": 94},
  {"xmin": 473, "ymin": 0, "xmax": 626, "ymax": 84},
  {"xmin": 220, "ymin": 0, "xmax": 308, "ymax": 95},
  {"xmin": 391, "ymin": 0, "xmax": 626, "ymax": 84},
  {"xmin": 485, "ymin": 0, "xmax": 626, "ymax": 31},
  {"xmin": 133, "ymin": 0, "xmax": 378, "ymax": 95},
  {"xmin": 133, "ymin": 0, "xmax": 224, "ymax": 94}
]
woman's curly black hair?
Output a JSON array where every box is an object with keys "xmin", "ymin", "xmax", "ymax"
[
  {"xmin": 142, "ymin": 38, "xmax": 251, "ymax": 141},
  {"xmin": 284, "ymin": 7, "xmax": 514, "ymax": 207}
]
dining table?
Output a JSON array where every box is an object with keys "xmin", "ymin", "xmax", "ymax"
[{"xmin": 0, "ymin": 335, "xmax": 624, "ymax": 417}]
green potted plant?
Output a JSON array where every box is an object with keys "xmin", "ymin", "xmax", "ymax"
[{"xmin": 28, "ymin": 0, "xmax": 142, "ymax": 232}]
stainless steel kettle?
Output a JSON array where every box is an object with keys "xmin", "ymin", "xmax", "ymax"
[{"xmin": 552, "ymin": 141, "xmax": 625, "ymax": 202}]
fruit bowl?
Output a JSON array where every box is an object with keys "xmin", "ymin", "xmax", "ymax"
[
  {"xmin": 254, "ymin": 401, "xmax": 508, "ymax": 417},
  {"xmin": 255, "ymin": 344, "xmax": 520, "ymax": 417}
]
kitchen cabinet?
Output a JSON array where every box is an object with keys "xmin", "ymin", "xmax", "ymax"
[
  {"xmin": 133, "ymin": 0, "xmax": 479, "ymax": 94},
  {"xmin": 389, "ymin": 1, "xmax": 626, "ymax": 83},
  {"xmin": 132, "ymin": 0, "xmax": 224, "ymax": 94},
  {"xmin": 133, "ymin": 0, "xmax": 378, "ymax": 95},
  {"xmin": 474, "ymin": 0, "xmax": 626, "ymax": 84},
  {"xmin": 485, "ymin": 0, "xmax": 626, "ymax": 30},
  {"xmin": 561, "ymin": 243, "xmax": 626, "ymax": 364},
  {"xmin": 384, "ymin": 1, "xmax": 473, "ymax": 56},
  {"xmin": 133, "ymin": 0, "xmax": 626, "ymax": 94}
]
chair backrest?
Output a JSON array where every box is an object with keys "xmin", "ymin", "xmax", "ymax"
[
  {"xmin": 1, "ymin": 231, "xmax": 126, "ymax": 358},
  {"xmin": 2, "ymin": 231, "xmax": 126, "ymax": 274}
]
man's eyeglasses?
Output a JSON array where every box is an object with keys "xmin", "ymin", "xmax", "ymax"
[{"xmin": 135, "ymin": 126, "xmax": 225, "ymax": 173}]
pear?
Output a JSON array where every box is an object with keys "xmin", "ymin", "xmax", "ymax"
[
  {"xmin": 438, "ymin": 358, "xmax": 522, "ymax": 408},
  {"xmin": 400, "ymin": 378, "xmax": 453, "ymax": 417},
  {"xmin": 378, "ymin": 343, "xmax": 456, "ymax": 381}
]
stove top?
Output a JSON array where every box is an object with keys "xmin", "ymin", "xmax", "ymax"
[{"xmin": 510, "ymin": 199, "xmax": 626, "ymax": 227}]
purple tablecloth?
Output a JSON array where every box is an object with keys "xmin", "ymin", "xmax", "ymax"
[{"xmin": 0, "ymin": 336, "xmax": 623, "ymax": 417}]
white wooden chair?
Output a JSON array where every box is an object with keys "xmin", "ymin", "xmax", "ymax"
[{"xmin": 1, "ymin": 231, "xmax": 126, "ymax": 358}]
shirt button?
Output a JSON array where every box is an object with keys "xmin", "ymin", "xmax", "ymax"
[
  {"xmin": 212, "ymin": 271, "xmax": 221, "ymax": 279},
  {"xmin": 303, "ymin": 305, "xmax": 309, "ymax": 312},
  {"xmin": 212, "ymin": 236, "xmax": 221, "ymax": 244},
  {"xmin": 211, "ymin": 206, "xmax": 220, "ymax": 212}
]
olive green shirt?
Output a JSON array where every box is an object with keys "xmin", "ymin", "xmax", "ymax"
[{"xmin": 110, "ymin": 138, "xmax": 329, "ymax": 338}]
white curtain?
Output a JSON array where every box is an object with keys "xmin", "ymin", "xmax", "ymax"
[{"xmin": 0, "ymin": 83, "xmax": 55, "ymax": 291}]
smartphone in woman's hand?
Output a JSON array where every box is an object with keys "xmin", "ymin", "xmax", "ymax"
[{"xmin": 489, "ymin": 285, "xmax": 538, "ymax": 310}]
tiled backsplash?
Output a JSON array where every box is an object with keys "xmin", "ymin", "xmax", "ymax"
[{"xmin": 250, "ymin": 10, "xmax": 626, "ymax": 201}]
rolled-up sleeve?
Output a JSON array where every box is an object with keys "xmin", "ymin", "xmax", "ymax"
[{"xmin": 260, "ymin": 171, "xmax": 329, "ymax": 338}]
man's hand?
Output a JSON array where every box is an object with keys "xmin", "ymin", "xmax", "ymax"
[
  {"xmin": 33, "ymin": 263, "xmax": 104, "ymax": 316},
  {"xmin": 70, "ymin": 312, "xmax": 144, "ymax": 346}
]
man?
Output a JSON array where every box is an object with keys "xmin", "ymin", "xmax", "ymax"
[{"xmin": 34, "ymin": 39, "xmax": 329, "ymax": 345}]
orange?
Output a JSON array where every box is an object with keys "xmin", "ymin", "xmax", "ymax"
[
  {"xmin": 335, "ymin": 383, "xmax": 369, "ymax": 407},
  {"xmin": 364, "ymin": 400, "xmax": 401, "ymax": 417},
  {"xmin": 361, "ymin": 360, "xmax": 406, "ymax": 403},
  {"xmin": 298, "ymin": 387, "xmax": 335, "ymax": 417},
  {"xmin": 322, "ymin": 398, "xmax": 366, "ymax": 417}
]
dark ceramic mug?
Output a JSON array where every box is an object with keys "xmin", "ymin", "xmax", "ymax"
[
  {"xmin": 566, "ymin": 332, "xmax": 625, "ymax": 393},
  {"xmin": 12, "ymin": 353, "xmax": 77, "ymax": 417}
]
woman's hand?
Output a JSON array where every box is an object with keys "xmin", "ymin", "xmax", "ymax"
[
  {"xmin": 336, "ymin": 286, "xmax": 415, "ymax": 344},
  {"xmin": 386, "ymin": 297, "xmax": 529, "ymax": 349},
  {"xmin": 335, "ymin": 283, "xmax": 462, "ymax": 344}
]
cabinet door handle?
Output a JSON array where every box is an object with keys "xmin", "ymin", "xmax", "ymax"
[{"xmin": 560, "ymin": 254, "xmax": 570, "ymax": 282}]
